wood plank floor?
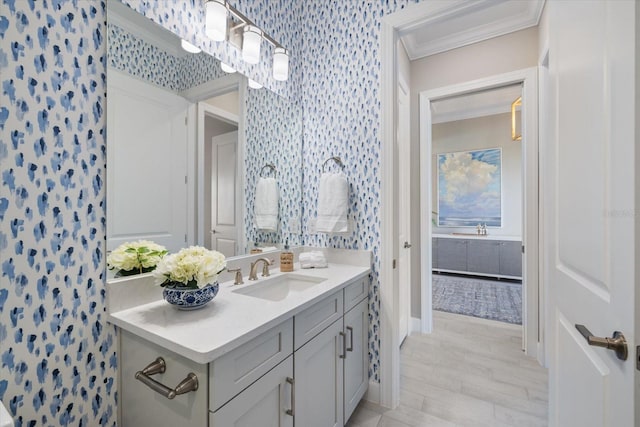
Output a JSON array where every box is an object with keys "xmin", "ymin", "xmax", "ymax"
[{"xmin": 346, "ymin": 311, "xmax": 548, "ymax": 427}]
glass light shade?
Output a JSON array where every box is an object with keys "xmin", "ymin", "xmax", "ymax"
[
  {"xmin": 220, "ymin": 62, "xmax": 236, "ymax": 73},
  {"xmin": 273, "ymin": 47, "xmax": 289, "ymax": 81},
  {"xmin": 242, "ymin": 25, "xmax": 262, "ymax": 64},
  {"xmin": 205, "ymin": 0, "xmax": 227, "ymax": 41},
  {"xmin": 181, "ymin": 39, "xmax": 201, "ymax": 54},
  {"xmin": 248, "ymin": 79, "xmax": 263, "ymax": 89}
]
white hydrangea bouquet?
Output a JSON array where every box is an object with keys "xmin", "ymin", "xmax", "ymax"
[
  {"xmin": 153, "ymin": 246, "xmax": 226, "ymax": 289},
  {"xmin": 107, "ymin": 240, "xmax": 168, "ymax": 276}
]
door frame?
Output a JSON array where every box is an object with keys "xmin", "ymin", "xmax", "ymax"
[
  {"xmin": 194, "ymin": 76, "xmax": 246, "ymax": 250},
  {"xmin": 419, "ymin": 68, "xmax": 539, "ymax": 355},
  {"xmin": 379, "ymin": 1, "xmax": 542, "ymax": 409}
]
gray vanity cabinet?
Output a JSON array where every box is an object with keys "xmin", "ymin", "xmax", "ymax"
[
  {"xmin": 210, "ymin": 356, "xmax": 294, "ymax": 427},
  {"xmin": 433, "ymin": 237, "xmax": 522, "ymax": 279},
  {"xmin": 343, "ymin": 298, "xmax": 369, "ymax": 421},
  {"xmin": 499, "ymin": 241, "xmax": 522, "ymax": 277},
  {"xmin": 436, "ymin": 238, "xmax": 468, "ymax": 271},
  {"xmin": 466, "ymin": 240, "xmax": 501, "ymax": 275}
]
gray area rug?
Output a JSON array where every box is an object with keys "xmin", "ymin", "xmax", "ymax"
[{"xmin": 432, "ymin": 273, "xmax": 522, "ymax": 325}]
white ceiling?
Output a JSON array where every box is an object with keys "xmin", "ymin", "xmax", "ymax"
[{"xmin": 399, "ymin": 0, "xmax": 545, "ymax": 60}]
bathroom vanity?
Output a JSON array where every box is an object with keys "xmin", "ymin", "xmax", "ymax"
[
  {"xmin": 108, "ymin": 251, "xmax": 371, "ymax": 426},
  {"xmin": 432, "ymin": 234, "xmax": 522, "ymax": 279}
]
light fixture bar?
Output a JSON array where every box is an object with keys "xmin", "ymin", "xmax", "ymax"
[{"xmin": 222, "ymin": 1, "xmax": 285, "ymax": 50}]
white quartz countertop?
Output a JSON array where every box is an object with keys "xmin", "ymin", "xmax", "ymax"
[
  {"xmin": 432, "ymin": 233, "xmax": 521, "ymax": 241},
  {"xmin": 108, "ymin": 263, "xmax": 370, "ymax": 365}
]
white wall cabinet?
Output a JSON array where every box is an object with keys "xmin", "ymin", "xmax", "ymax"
[{"xmin": 118, "ymin": 277, "xmax": 369, "ymax": 426}]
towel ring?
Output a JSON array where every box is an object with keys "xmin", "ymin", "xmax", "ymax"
[
  {"xmin": 322, "ymin": 156, "xmax": 344, "ymax": 173},
  {"xmin": 260, "ymin": 163, "xmax": 277, "ymax": 178}
]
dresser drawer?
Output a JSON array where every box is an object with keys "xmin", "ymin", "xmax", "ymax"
[
  {"xmin": 294, "ymin": 290, "xmax": 343, "ymax": 350},
  {"xmin": 343, "ymin": 276, "xmax": 368, "ymax": 312},
  {"xmin": 210, "ymin": 318, "xmax": 293, "ymax": 411}
]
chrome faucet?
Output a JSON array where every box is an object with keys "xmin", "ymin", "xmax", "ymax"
[{"xmin": 248, "ymin": 258, "xmax": 273, "ymax": 281}]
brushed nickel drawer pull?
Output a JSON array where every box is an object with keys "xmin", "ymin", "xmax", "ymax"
[
  {"xmin": 135, "ymin": 357, "xmax": 199, "ymax": 399},
  {"xmin": 285, "ymin": 377, "xmax": 295, "ymax": 417}
]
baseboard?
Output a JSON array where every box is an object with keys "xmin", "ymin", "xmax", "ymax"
[
  {"xmin": 410, "ymin": 316, "xmax": 422, "ymax": 333},
  {"xmin": 363, "ymin": 380, "xmax": 380, "ymax": 405}
]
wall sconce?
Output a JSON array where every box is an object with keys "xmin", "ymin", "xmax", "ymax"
[
  {"xmin": 204, "ymin": 0, "xmax": 290, "ymax": 81},
  {"xmin": 511, "ymin": 96, "xmax": 522, "ymax": 141}
]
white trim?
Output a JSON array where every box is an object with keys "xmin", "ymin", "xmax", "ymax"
[
  {"xmin": 181, "ymin": 73, "xmax": 241, "ymax": 103},
  {"xmin": 379, "ymin": 15, "xmax": 400, "ymax": 410},
  {"xmin": 195, "ymin": 80, "xmax": 246, "ymax": 253},
  {"xmin": 186, "ymin": 104, "xmax": 197, "ymax": 246},
  {"xmin": 410, "ymin": 317, "xmax": 422, "ymax": 334},
  {"xmin": 418, "ymin": 68, "xmax": 540, "ymax": 359}
]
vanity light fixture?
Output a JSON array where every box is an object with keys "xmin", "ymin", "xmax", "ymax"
[
  {"xmin": 220, "ymin": 62, "xmax": 236, "ymax": 73},
  {"xmin": 248, "ymin": 78, "xmax": 263, "ymax": 89},
  {"xmin": 272, "ymin": 47, "xmax": 289, "ymax": 81},
  {"xmin": 181, "ymin": 39, "xmax": 202, "ymax": 54},
  {"xmin": 511, "ymin": 96, "xmax": 522, "ymax": 141},
  {"xmin": 242, "ymin": 25, "xmax": 262, "ymax": 64},
  {"xmin": 203, "ymin": 0, "xmax": 290, "ymax": 81},
  {"xmin": 205, "ymin": 0, "xmax": 227, "ymax": 41}
]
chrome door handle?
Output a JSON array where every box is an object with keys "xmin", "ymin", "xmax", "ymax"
[
  {"xmin": 575, "ymin": 324, "xmax": 628, "ymax": 361},
  {"xmin": 404, "ymin": 241, "xmax": 412, "ymax": 249}
]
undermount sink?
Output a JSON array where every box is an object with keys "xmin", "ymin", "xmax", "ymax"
[{"xmin": 232, "ymin": 273, "xmax": 327, "ymax": 301}]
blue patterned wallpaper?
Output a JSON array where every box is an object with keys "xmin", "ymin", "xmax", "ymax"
[
  {"xmin": 299, "ymin": 0, "xmax": 420, "ymax": 382},
  {"xmin": 0, "ymin": 0, "xmax": 425, "ymax": 423},
  {"xmin": 0, "ymin": 0, "xmax": 117, "ymax": 425}
]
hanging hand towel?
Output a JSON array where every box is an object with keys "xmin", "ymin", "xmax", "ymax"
[
  {"xmin": 316, "ymin": 172, "xmax": 349, "ymax": 233},
  {"xmin": 255, "ymin": 177, "xmax": 279, "ymax": 231}
]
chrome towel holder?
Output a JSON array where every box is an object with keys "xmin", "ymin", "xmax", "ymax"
[
  {"xmin": 260, "ymin": 163, "xmax": 277, "ymax": 178},
  {"xmin": 322, "ymin": 156, "xmax": 345, "ymax": 173}
]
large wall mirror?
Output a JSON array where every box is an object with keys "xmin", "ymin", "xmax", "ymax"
[{"xmin": 106, "ymin": 1, "xmax": 302, "ymax": 263}]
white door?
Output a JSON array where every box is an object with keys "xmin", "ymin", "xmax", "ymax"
[
  {"xmin": 397, "ymin": 77, "xmax": 411, "ymax": 344},
  {"xmin": 546, "ymin": 1, "xmax": 636, "ymax": 425},
  {"xmin": 211, "ymin": 131, "xmax": 239, "ymax": 257},
  {"xmin": 107, "ymin": 69, "xmax": 189, "ymax": 252}
]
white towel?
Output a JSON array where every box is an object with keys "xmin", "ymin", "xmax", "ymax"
[
  {"xmin": 316, "ymin": 172, "xmax": 349, "ymax": 233},
  {"xmin": 255, "ymin": 177, "xmax": 279, "ymax": 231},
  {"xmin": 299, "ymin": 251, "xmax": 328, "ymax": 269}
]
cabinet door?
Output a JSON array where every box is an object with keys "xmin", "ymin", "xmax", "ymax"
[
  {"xmin": 211, "ymin": 355, "xmax": 294, "ymax": 427},
  {"xmin": 120, "ymin": 330, "xmax": 208, "ymax": 427},
  {"xmin": 294, "ymin": 319, "xmax": 344, "ymax": 427},
  {"xmin": 343, "ymin": 298, "xmax": 368, "ymax": 423},
  {"xmin": 437, "ymin": 239, "xmax": 467, "ymax": 271},
  {"xmin": 499, "ymin": 241, "xmax": 523, "ymax": 278},
  {"xmin": 432, "ymin": 238, "xmax": 438, "ymax": 269},
  {"xmin": 466, "ymin": 240, "xmax": 500, "ymax": 275}
]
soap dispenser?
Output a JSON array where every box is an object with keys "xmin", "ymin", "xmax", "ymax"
[{"xmin": 280, "ymin": 241, "xmax": 294, "ymax": 272}]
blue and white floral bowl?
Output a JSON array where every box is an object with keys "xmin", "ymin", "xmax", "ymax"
[{"xmin": 162, "ymin": 283, "xmax": 219, "ymax": 310}]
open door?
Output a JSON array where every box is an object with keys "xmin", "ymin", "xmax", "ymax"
[{"xmin": 546, "ymin": 1, "xmax": 637, "ymax": 425}]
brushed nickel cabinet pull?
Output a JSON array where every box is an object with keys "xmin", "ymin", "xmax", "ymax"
[
  {"xmin": 285, "ymin": 377, "xmax": 295, "ymax": 417},
  {"xmin": 339, "ymin": 332, "xmax": 347, "ymax": 359},
  {"xmin": 346, "ymin": 326, "xmax": 354, "ymax": 352},
  {"xmin": 135, "ymin": 357, "xmax": 199, "ymax": 399}
]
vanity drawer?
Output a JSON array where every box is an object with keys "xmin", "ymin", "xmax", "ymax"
[
  {"xmin": 294, "ymin": 290, "xmax": 343, "ymax": 350},
  {"xmin": 343, "ymin": 276, "xmax": 368, "ymax": 312},
  {"xmin": 210, "ymin": 318, "xmax": 293, "ymax": 411}
]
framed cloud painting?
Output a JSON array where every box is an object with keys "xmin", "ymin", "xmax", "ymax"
[{"xmin": 437, "ymin": 148, "xmax": 502, "ymax": 227}]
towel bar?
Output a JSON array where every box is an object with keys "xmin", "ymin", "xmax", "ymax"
[
  {"xmin": 322, "ymin": 156, "xmax": 344, "ymax": 173},
  {"xmin": 260, "ymin": 163, "xmax": 277, "ymax": 177}
]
